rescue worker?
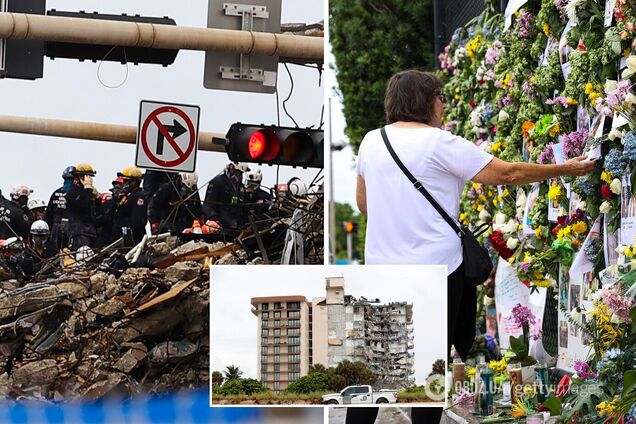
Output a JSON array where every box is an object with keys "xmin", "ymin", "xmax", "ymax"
[
  {"xmin": 27, "ymin": 198, "xmax": 47, "ymax": 221},
  {"xmin": 142, "ymin": 170, "xmax": 176, "ymax": 199},
  {"xmin": 22, "ymin": 220, "xmax": 54, "ymax": 276},
  {"xmin": 242, "ymin": 169, "xmax": 272, "ymax": 222},
  {"xmin": 96, "ymin": 177, "xmax": 124, "ymax": 247},
  {"xmin": 65, "ymin": 163, "xmax": 99, "ymax": 250},
  {"xmin": 148, "ymin": 172, "xmax": 204, "ymax": 234},
  {"xmin": 0, "ymin": 189, "xmax": 30, "ymax": 240},
  {"xmin": 44, "ymin": 166, "xmax": 74, "ymax": 253},
  {"xmin": 113, "ymin": 166, "xmax": 147, "ymax": 245},
  {"xmin": 10, "ymin": 185, "xmax": 34, "ymax": 224},
  {"xmin": 203, "ymin": 162, "xmax": 249, "ymax": 229}
]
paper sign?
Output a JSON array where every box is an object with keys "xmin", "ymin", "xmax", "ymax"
[
  {"xmin": 523, "ymin": 183, "xmax": 540, "ymax": 235},
  {"xmin": 504, "ymin": 0, "xmax": 529, "ymax": 31}
]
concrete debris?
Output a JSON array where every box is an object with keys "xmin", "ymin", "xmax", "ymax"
[{"xmin": 164, "ymin": 261, "xmax": 202, "ymax": 283}]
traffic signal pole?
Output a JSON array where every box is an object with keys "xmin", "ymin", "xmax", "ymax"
[
  {"xmin": 0, "ymin": 12, "xmax": 323, "ymax": 63},
  {"xmin": 0, "ymin": 114, "xmax": 226, "ymax": 152}
]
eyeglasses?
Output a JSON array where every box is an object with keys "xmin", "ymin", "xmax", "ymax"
[{"xmin": 436, "ymin": 93, "xmax": 446, "ymax": 103}]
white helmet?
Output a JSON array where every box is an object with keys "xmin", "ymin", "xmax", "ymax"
[
  {"xmin": 179, "ymin": 172, "xmax": 198, "ymax": 189},
  {"xmin": 10, "ymin": 184, "xmax": 33, "ymax": 200},
  {"xmin": 245, "ymin": 169, "xmax": 263, "ymax": 185},
  {"xmin": 30, "ymin": 220, "xmax": 50, "ymax": 235},
  {"xmin": 75, "ymin": 246, "xmax": 94, "ymax": 262},
  {"xmin": 288, "ymin": 178, "xmax": 307, "ymax": 197},
  {"xmin": 28, "ymin": 198, "xmax": 47, "ymax": 211},
  {"xmin": 234, "ymin": 162, "xmax": 250, "ymax": 173}
]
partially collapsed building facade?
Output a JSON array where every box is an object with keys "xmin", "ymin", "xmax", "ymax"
[{"xmin": 251, "ymin": 277, "xmax": 414, "ymax": 392}]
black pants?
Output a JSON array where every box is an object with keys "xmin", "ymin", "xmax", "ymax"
[
  {"xmin": 448, "ymin": 262, "xmax": 476, "ymax": 361},
  {"xmin": 345, "ymin": 407, "xmax": 443, "ymax": 424}
]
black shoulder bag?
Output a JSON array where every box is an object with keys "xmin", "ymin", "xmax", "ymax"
[{"xmin": 380, "ymin": 127, "xmax": 492, "ymax": 287}]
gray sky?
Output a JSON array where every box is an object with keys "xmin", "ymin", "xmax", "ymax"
[
  {"xmin": 0, "ymin": 0, "xmax": 323, "ymax": 203},
  {"xmin": 210, "ymin": 265, "xmax": 447, "ymax": 386}
]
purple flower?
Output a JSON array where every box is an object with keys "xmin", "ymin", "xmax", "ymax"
[
  {"xmin": 511, "ymin": 303, "xmax": 536, "ymax": 326},
  {"xmin": 538, "ymin": 143, "xmax": 556, "ymax": 164},
  {"xmin": 519, "ymin": 262, "xmax": 531, "ymax": 271},
  {"xmin": 573, "ymin": 360, "xmax": 596, "ymax": 379},
  {"xmin": 601, "ymin": 286, "xmax": 636, "ymax": 323},
  {"xmin": 514, "ymin": 11, "xmax": 535, "ymax": 38},
  {"xmin": 485, "ymin": 46, "xmax": 500, "ymax": 65},
  {"xmin": 562, "ymin": 129, "xmax": 589, "ymax": 158}
]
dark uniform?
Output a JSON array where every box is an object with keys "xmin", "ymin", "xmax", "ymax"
[
  {"xmin": 113, "ymin": 187, "xmax": 147, "ymax": 245},
  {"xmin": 149, "ymin": 182, "xmax": 203, "ymax": 233},
  {"xmin": 143, "ymin": 170, "xmax": 176, "ymax": 199},
  {"xmin": 22, "ymin": 244, "xmax": 55, "ymax": 276},
  {"xmin": 95, "ymin": 193, "xmax": 119, "ymax": 247},
  {"xmin": 242, "ymin": 188, "xmax": 272, "ymax": 223},
  {"xmin": 65, "ymin": 183, "xmax": 98, "ymax": 250},
  {"xmin": 203, "ymin": 172, "xmax": 243, "ymax": 229},
  {"xmin": 0, "ymin": 194, "xmax": 30, "ymax": 239},
  {"xmin": 44, "ymin": 185, "xmax": 71, "ymax": 252}
]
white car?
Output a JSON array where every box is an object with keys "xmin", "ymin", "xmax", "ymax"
[{"xmin": 321, "ymin": 385, "xmax": 398, "ymax": 404}]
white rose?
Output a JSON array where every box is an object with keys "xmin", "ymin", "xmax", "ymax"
[
  {"xmin": 498, "ymin": 110, "xmax": 509, "ymax": 122},
  {"xmin": 609, "ymin": 128, "xmax": 625, "ymax": 141},
  {"xmin": 570, "ymin": 308, "xmax": 581, "ymax": 324},
  {"xmin": 479, "ymin": 209, "xmax": 491, "ymax": 221},
  {"xmin": 610, "ymin": 178, "xmax": 622, "ymax": 195},
  {"xmin": 494, "ymin": 212, "xmax": 507, "ymax": 225},
  {"xmin": 627, "ymin": 55, "xmax": 636, "ymax": 71},
  {"xmin": 577, "ymin": 200, "xmax": 587, "ymax": 211},
  {"xmin": 600, "ymin": 201, "xmax": 612, "ymax": 214},
  {"xmin": 626, "ymin": 93, "xmax": 636, "ymax": 107},
  {"xmin": 616, "ymin": 245, "xmax": 627, "ymax": 254},
  {"xmin": 506, "ymin": 237, "xmax": 519, "ymax": 250},
  {"xmin": 516, "ymin": 207, "xmax": 525, "ymax": 221},
  {"xmin": 605, "ymin": 79, "xmax": 618, "ymax": 94},
  {"xmin": 502, "ymin": 219, "xmax": 518, "ymax": 234},
  {"xmin": 558, "ymin": 207, "xmax": 568, "ymax": 217},
  {"xmin": 516, "ymin": 192, "xmax": 527, "ymax": 208}
]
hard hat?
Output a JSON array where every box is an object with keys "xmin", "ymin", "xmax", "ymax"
[
  {"xmin": 245, "ymin": 169, "xmax": 263, "ymax": 184},
  {"xmin": 232, "ymin": 162, "xmax": 250, "ymax": 173},
  {"xmin": 179, "ymin": 172, "xmax": 198, "ymax": 189},
  {"xmin": 75, "ymin": 246, "xmax": 94, "ymax": 262},
  {"xmin": 112, "ymin": 177, "xmax": 125, "ymax": 185},
  {"xmin": 118, "ymin": 166, "xmax": 144, "ymax": 180},
  {"xmin": 288, "ymin": 178, "xmax": 307, "ymax": 197},
  {"xmin": 30, "ymin": 220, "xmax": 50, "ymax": 235},
  {"xmin": 62, "ymin": 166, "xmax": 76, "ymax": 180},
  {"xmin": 73, "ymin": 163, "xmax": 97, "ymax": 176},
  {"xmin": 10, "ymin": 184, "xmax": 33, "ymax": 200},
  {"xmin": 27, "ymin": 198, "xmax": 47, "ymax": 211}
]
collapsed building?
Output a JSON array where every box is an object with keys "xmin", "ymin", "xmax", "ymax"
[{"xmin": 252, "ymin": 276, "xmax": 414, "ymax": 392}]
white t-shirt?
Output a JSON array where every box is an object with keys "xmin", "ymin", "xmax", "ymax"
[{"xmin": 356, "ymin": 125, "xmax": 493, "ymax": 273}]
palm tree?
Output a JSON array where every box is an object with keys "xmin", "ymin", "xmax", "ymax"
[
  {"xmin": 429, "ymin": 359, "xmax": 446, "ymax": 376},
  {"xmin": 212, "ymin": 371, "xmax": 224, "ymax": 386},
  {"xmin": 223, "ymin": 365, "xmax": 243, "ymax": 381}
]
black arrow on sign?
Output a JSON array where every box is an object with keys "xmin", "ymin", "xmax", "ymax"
[{"xmin": 156, "ymin": 120, "xmax": 187, "ymax": 155}]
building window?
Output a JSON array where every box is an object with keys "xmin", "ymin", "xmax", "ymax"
[
  {"xmin": 274, "ymin": 337, "xmax": 280, "ymax": 344},
  {"xmin": 274, "ymin": 373, "xmax": 280, "ymax": 381},
  {"xmin": 274, "ymin": 346, "xmax": 280, "ymax": 354},
  {"xmin": 274, "ymin": 355, "xmax": 280, "ymax": 363},
  {"xmin": 288, "ymin": 372, "xmax": 300, "ymax": 381},
  {"xmin": 261, "ymin": 373, "xmax": 267, "ymax": 382},
  {"xmin": 273, "ymin": 329, "xmax": 281, "ymax": 336},
  {"xmin": 274, "ymin": 320, "xmax": 281, "ymax": 327},
  {"xmin": 261, "ymin": 346, "xmax": 268, "ymax": 354},
  {"xmin": 273, "ymin": 382, "xmax": 280, "ymax": 391},
  {"xmin": 262, "ymin": 364, "xmax": 268, "ymax": 372},
  {"xmin": 261, "ymin": 329, "xmax": 268, "ymax": 336},
  {"xmin": 289, "ymin": 345, "xmax": 300, "ymax": 353},
  {"xmin": 288, "ymin": 328, "xmax": 300, "ymax": 335},
  {"xmin": 288, "ymin": 302, "xmax": 300, "ymax": 309},
  {"xmin": 288, "ymin": 354, "xmax": 300, "ymax": 363},
  {"xmin": 261, "ymin": 337, "xmax": 268, "ymax": 345},
  {"xmin": 288, "ymin": 336, "xmax": 300, "ymax": 345},
  {"xmin": 261, "ymin": 320, "xmax": 268, "ymax": 328},
  {"xmin": 288, "ymin": 319, "xmax": 300, "ymax": 327},
  {"xmin": 274, "ymin": 311, "xmax": 281, "ymax": 318},
  {"xmin": 274, "ymin": 363, "xmax": 280, "ymax": 372},
  {"xmin": 287, "ymin": 311, "xmax": 300, "ymax": 318},
  {"xmin": 262, "ymin": 312, "xmax": 269, "ymax": 319},
  {"xmin": 261, "ymin": 355, "xmax": 268, "ymax": 363},
  {"xmin": 274, "ymin": 302, "xmax": 281, "ymax": 309},
  {"xmin": 289, "ymin": 363, "xmax": 300, "ymax": 371},
  {"xmin": 261, "ymin": 304, "xmax": 269, "ymax": 311}
]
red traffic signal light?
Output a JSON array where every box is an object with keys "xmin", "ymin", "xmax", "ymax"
[{"xmin": 221, "ymin": 123, "xmax": 323, "ymax": 168}]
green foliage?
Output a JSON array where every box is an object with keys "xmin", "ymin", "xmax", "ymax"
[
  {"xmin": 508, "ymin": 335, "xmax": 537, "ymax": 367},
  {"xmin": 329, "ymin": 0, "xmax": 435, "ymax": 152},
  {"xmin": 429, "ymin": 359, "xmax": 446, "ymax": 376},
  {"xmin": 332, "ymin": 360, "xmax": 377, "ymax": 388},
  {"xmin": 223, "ymin": 365, "xmax": 243, "ymax": 381},
  {"xmin": 285, "ymin": 372, "xmax": 328, "ymax": 394},
  {"xmin": 216, "ymin": 378, "xmax": 269, "ymax": 396},
  {"xmin": 212, "ymin": 371, "xmax": 224, "ymax": 387},
  {"xmin": 561, "ymin": 380, "xmax": 611, "ymax": 422},
  {"xmin": 541, "ymin": 396, "xmax": 562, "ymax": 415}
]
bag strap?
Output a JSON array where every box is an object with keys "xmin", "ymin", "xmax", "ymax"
[{"xmin": 380, "ymin": 126, "xmax": 464, "ymax": 237}]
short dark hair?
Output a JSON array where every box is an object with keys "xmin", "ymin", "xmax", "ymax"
[{"xmin": 384, "ymin": 70, "xmax": 443, "ymax": 125}]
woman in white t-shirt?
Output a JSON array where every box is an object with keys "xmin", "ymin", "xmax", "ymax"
[{"xmin": 356, "ymin": 69, "xmax": 596, "ymax": 360}]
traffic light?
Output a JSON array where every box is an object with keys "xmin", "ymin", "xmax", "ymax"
[
  {"xmin": 219, "ymin": 123, "xmax": 324, "ymax": 168},
  {"xmin": 343, "ymin": 221, "xmax": 358, "ymax": 234},
  {"xmin": 45, "ymin": 11, "xmax": 178, "ymax": 66}
]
